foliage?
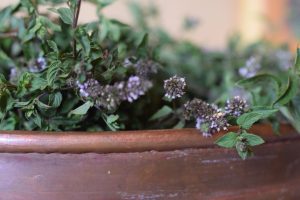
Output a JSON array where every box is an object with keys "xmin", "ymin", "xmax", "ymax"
[{"xmin": 0, "ymin": 0, "xmax": 299, "ymax": 159}]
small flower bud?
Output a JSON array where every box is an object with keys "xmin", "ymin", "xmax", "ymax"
[
  {"xmin": 225, "ymin": 96, "xmax": 248, "ymax": 117},
  {"xmin": 164, "ymin": 75, "xmax": 186, "ymax": 99}
]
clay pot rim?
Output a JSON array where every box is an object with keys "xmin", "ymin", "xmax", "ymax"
[{"xmin": 0, "ymin": 124, "xmax": 298, "ymax": 154}]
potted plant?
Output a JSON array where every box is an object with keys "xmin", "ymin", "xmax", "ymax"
[{"xmin": 0, "ymin": 0, "xmax": 300, "ymax": 199}]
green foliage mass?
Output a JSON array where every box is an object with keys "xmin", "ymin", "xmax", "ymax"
[{"xmin": 0, "ymin": 0, "xmax": 299, "ymax": 159}]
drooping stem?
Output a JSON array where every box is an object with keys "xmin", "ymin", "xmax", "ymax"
[{"xmin": 72, "ymin": 0, "xmax": 82, "ymax": 59}]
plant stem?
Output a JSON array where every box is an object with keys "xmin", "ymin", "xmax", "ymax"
[
  {"xmin": 0, "ymin": 32, "xmax": 18, "ymax": 39},
  {"xmin": 72, "ymin": 0, "xmax": 82, "ymax": 59},
  {"xmin": 172, "ymin": 100, "xmax": 176, "ymax": 111}
]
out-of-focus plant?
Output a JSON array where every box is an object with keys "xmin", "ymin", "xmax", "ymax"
[{"xmin": 128, "ymin": 2, "xmax": 300, "ymax": 159}]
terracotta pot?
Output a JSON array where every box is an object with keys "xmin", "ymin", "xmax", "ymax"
[{"xmin": 0, "ymin": 124, "xmax": 299, "ymax": 200}]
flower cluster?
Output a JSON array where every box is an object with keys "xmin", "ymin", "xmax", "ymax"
[
  {"xmin": 183, "ymin": 98, "xmax": 219, "ymax": 120},
  {"xmin": 225, "ymin": 96, "xmax": 248, "ymax": 117},
  {"xmin": 239, "ymin": 56, "xmax": 261, "ymax": 78},
  {"xmin": 134, "ymin": 59, "xmax": 158, "ymax": 78},
  {"xmin": 9, "ymin": 57, "xmax": 47, "ymax": 83},
  {"xmin": 120, "ymin": 76, "xmax": 152, "ymax": 103},
  {"xmin": 29, "ymin": 57, "xmax": 47, "ymax": 73},
  {"xmin": 95, "ymin": 84, "xmax": 122, "ymax": 111},
  {"xmin": 76, "ymin": 76, "xmax": 152, "ymax": 111},
  {"xmin": 124, "ymin": 58, "xmax": 158, "ymax": 78},
  {"xmin": 184, "ymin": 98, "xmax": 229, "ymax": 137},
  {"xmin": 164, "ymin": 75, "xmax": 186, "ymax": 99},
  {"xmin": 76, "ymin": 79, "xmax": 101, "ymax": 98}
]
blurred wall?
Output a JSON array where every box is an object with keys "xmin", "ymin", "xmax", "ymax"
[{"xmin": 0, "ymin": 0, "xmax": 294, "ymax": 49}]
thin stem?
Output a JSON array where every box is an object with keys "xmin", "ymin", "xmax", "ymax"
[
  {"xmin": 72, "ymin": 0, "xmax": 82, "ymax": 59},
  {"xmin": 0, "ymin": 32, "xmax": 18, "ymax": 39},
  {"xmin": 172, "ymin": 100, "xmax": 176, "ymax": 111}
]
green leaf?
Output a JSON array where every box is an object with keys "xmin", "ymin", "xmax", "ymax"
[
  {"xmin": 88, "ymin": 0, "xmax": 116, "ymax": 9},
  {"xmin": 0, "ymin": 49, "xmax": 14, "ymax": 67},
  {"xmin": 98, "ymin": 0, "xmax": 115, "ymax": 8},
  {"xmin": 149, "ymin": 105, "xmax": 173, "ymax": 121},
  {"xmin": 51, "ymin": 92, "xmax": 63, "ymax": 108},
  {"xmin": 99, "ymin": 17, "xmax": 110, "ymax": 41},
  {"xmin": 215, "ymin": 132, "xmax": 238, "ymax": 148},
  {"xmin": 107, "ymin": 114, "xmax": 119, "ymax": 124},
  {"xmin": 237, "ymin": 74, "xmax": 281, "ymax": 89},
  {"xmin": 57, "ymin": 7, "xmax": 73, "ymax": 25},
  {"xmin": 135, "ymin": 32, "xmax": 148, "ymax": 48},
  {"xmin": 0, "ymin": 6, "xmax": 13, "ymax": 30},
  {"xmin": 0, "ymin": 117, "xmax": 16, "ymax": 130},
  {"xmin": 21, "ymin": 0, "xmax": 35, "ymax": 13},
  {"xmin": 240, "ymin": 132, "xmax": 265, "ymax": 146},
  {"xmin": 18, "ymin": 72, "xmax": 32, "ymax": 89},
  {"xmin": 40, "ymin": 16, "xmax": 61, "ymax": 32},
  {"xmin": 31, "ymin": 77, "xmax": 48, "ymax": 91},
  {"xmin": 237, "ymin": 109, "xmax": 278, "ymax": 129},
  {"xmin": 76, "ymin": 27, "xmax": 91, "ymax": 56},
  {"xmin": 22, "ymin": 18, "xmax": 43, "ymax": 42},
  {"xmin": 32, "ymin": 112, "xmax": 42, "ymax": 128},
  {"xmin": 173, "ymin": 120, "xmax": 185, "ymax": 129},
  {"xmin": 102, "ymin": 113, "xmax": 121, "ymax": 131},
  {"xmin": 0, "ymin": 89, "xmax": 9, "ymax": 113},
  {"xmin": 235, "ymin": 139, "xmax": 252, "ymax": 160},
  {"xmin": 110, "ymin": 23, "xmax": 121, "ymax": 41},
  {"xmin": 36, "ymin": 100, "xmax": 51, "ymax": 110},
  {"xmin": 14, "ymin": 101, "xmax": 32, "ymax": 108},
  {"xmin": 47, "ymin": 40, "xmax": 59, "ymax": 53},
  {"xmin": 47, "ymin": 61, "xmax": 61, "ymax": 86},
  {"xmin": 70, "ymin": 101, "xmax": 94, "ymax": 115},
  {"xmin": 60, "ymin": 97, "xmax": 79, "ymax": 114},
  {"xmin": 274, "ymin": 73, "xmax": 299, "ymax": 106},
  {"xmin": 236, "ymin": 148, "xmax": 252, "ymax": 160}
]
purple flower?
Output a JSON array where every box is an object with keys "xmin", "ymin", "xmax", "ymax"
[
  {"xmin": 95, "ymin": 85, "xmax": 122, "ymax": 111},
  {"xmin": 183, "ymin": 98, "xmax": 219, "ymax": 120},
  {"xmin": 239, "ymin": 56, "xmax": 261, "ymax": 78},
  {"xmin": 195, "ymin": 112, "xmax": 229, "ymax": 137},
  {"xmin": 184, "ymin": 98, "xmax": 230, "ymax": 137},
  {"xmin": 225, "ymin": 96, "xmax": 248, "ymax": 117},
  {"xmin": 75, "ymin": 76, "xmax": 152, "ymax": 111},
  {"xmin": 121, "ymin": 76, "xmax": 152, "ymax": 103},
  {"xmin": 76, "ymin": 79, "xmax": 102, "ymax": 98},
  {"xmin": 123, "ymin": 58, "xmax": 159, "ymax": 78},
  {"xmin": 164, "ymin": 75, "xmax": 186, "ymax": 99},
  {"xmin": 29, "ymin": 57, "xmax": 47, "ymax": 73},
  {"xmin": 134, "ymin": 59, "xmax": 158, "ymax": 78}
]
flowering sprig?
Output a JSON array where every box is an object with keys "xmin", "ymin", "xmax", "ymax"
[
  {"xmin": 225, "ymin": 96, "xmax": 248, "ymax": 117},
  {"xmin": 183, "ymin": 98, "xmax": 229, "ymax": 137},
  {"xmin": 164, "ymin": 75, "xmax": 186, "ymax": 99},
  {"xmin": 75, "ymin": 76, "xmax": 152, "ymax": 111}
]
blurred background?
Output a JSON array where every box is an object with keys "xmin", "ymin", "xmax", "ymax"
[{"xmin": 0, "ymin": 0, "xmax": 298, "ymax": 49}]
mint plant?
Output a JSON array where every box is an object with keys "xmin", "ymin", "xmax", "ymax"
[
  {"xmin": 215, "ymin": 50, "xmax": 300, "ymax": 159},
  {"xmin": 0, "ymin": 0, "xmax": 299, "ymax": 159},
  {"xmin": 0, "ymin": 0, "xmax": 159, "ymax": 131}
]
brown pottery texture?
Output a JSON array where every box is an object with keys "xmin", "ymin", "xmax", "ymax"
[{"xmin": 0, "ymin": 124, "xmax": 299, "ymax": 200}]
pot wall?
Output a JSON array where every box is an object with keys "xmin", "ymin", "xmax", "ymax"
[{"xmin": 0, "ymin": 124, "xmax": 299, "ymax": 200}]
